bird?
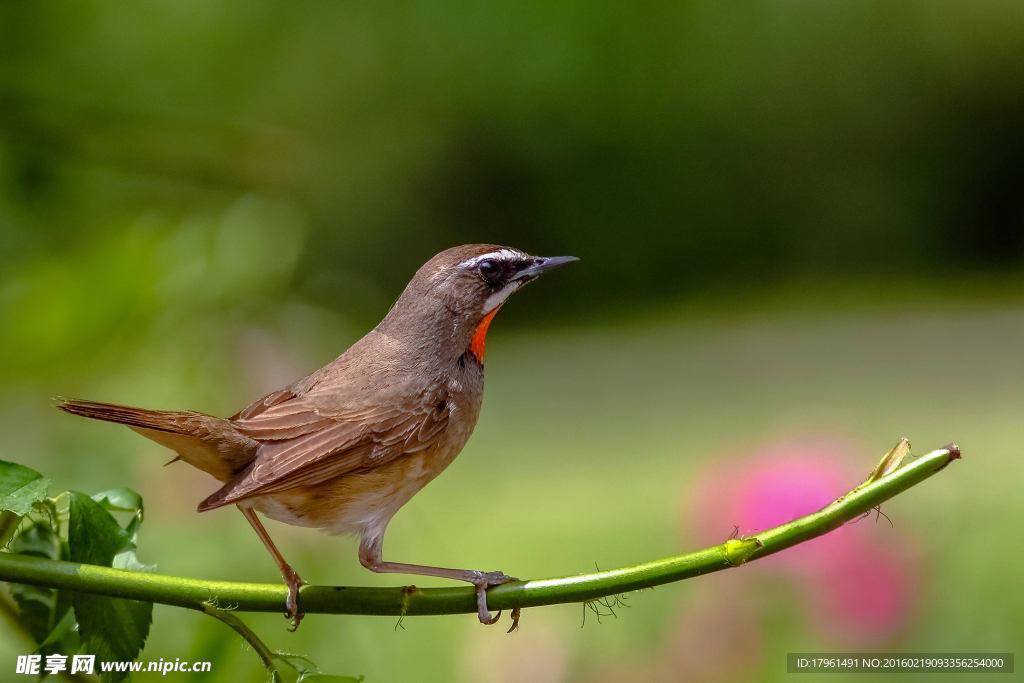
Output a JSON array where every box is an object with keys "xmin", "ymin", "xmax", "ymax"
[{"xmin": 57, "ymin": 244, "xmax": 577, "ymax": 631}]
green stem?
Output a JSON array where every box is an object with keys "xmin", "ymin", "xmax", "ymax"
[
  {"xmin": 198, "ymin": 601, "xmax": 284, "ymax": 683},
  {"xmin": 0, "ymin": 445, "xmax": 959, "ymax": 618}
]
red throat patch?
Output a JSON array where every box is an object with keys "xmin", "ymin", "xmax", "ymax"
[{"xmin": 468, "ymin": 306, "xmax": 501, "ymax": 363}]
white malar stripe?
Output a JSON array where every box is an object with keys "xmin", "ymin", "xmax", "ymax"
[
  {"xmin": 482, "ymin": 281, "xmax": 521, "ymax": 313},
  {"xmin": 457, "ymin": 249, "xmax": 524, "ymax": 269}
]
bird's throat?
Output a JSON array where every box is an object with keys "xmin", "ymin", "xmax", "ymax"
[{"xmin": 467, "ymin": 306, "xmax": 501, "ymax": 364}]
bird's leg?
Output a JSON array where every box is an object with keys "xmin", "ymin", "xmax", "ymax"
[
  {"xmin": 238, "ymin": 505, "xmax": 306, "ymax": 631},
  {"xmin": 358, "ymin": 535, "xmax": 517, "ymax": 626}
]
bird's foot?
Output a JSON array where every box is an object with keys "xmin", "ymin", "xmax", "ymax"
[
  {"xmin": 283, "ymin": 567, "xmax": 307, "ymax": 632},
  {"xmin": 468, "ymin": 571, "xmax": 518, "ymax": 626}
]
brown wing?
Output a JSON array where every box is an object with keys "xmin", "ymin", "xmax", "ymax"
[{"xmin": 197, "ymin": 390, "xmax": 449, "ymax": 511}]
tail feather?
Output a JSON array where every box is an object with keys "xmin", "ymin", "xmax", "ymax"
[
  {"xmin": 56, "ymin": 397, "xmax": 258, "ymax": 483},
  {"xmin": 56, "ymin": 398, "xmax": 187, "ymax": 433}
]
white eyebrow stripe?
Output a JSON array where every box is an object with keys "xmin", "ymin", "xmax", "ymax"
[{"xmin": 457, "ymin": 249, "xmax": 524, "ymax": 269}]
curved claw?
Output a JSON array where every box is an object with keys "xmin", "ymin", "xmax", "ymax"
[
  {"xmin": 507, "ymin": 607, "xmax": 522, "ymax": 633},
  {"xmin": 286, "ymin": 612, "xmax": 304, "ymax": 632},
  {"xmin": 283, "ymin": 571, "xmax": 307, "ymax": 632},
  {"xmin": 475, "ymin": 583, "xmax": 503, "ymax": 625}
]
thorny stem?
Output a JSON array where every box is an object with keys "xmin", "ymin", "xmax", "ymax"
[
  {"xmin": 198, "ymin": 601, "xmax": 284, "ymax": 683},
  {"xmin": 0, "ymin": 445, "xmax": 960, "ymax": 619}
]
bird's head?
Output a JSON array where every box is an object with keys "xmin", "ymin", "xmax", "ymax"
[{"xmin": 380, "ymin": 244, "xmax": 577, "ymax": 363}]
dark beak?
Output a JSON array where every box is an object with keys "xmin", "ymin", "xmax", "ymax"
[{"xmin": 512, "ymin": 255, "xmax": 579, "ymax": 281}]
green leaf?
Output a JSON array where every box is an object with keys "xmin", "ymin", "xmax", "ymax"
[
  {"xmin": 93, "ymin": 487, "xmax": 147, "ymax": 548},
  {"xmin": 69, "ymin": 492, "xmax": 132, "ymax": 566},
  {"xmin": 92, "ymin": 488, "xmax": 144, "ymax": 514},
  {"xmin": 32, "ymin": 607, "xmax": 81, "ymax": 682},
  {"xmin": 9, "ymin": 579, "xmax": 57, "ymax": 644},
  {"xmin": 68, "ymin": 492, "xmax": 153, "ymax": 682},
  {"xmin": 8, "ymin": 521, "xmax": 80, "ymax": 663},
  {"xmin": 0, "ymin": 511, "xmax": 20, "ymax": 549},
  {"xmin": 9, "ymin": 519, "xmax": 60, "ymax": 558},
  {"xmin": 299, "ymin": 675, "xmax": 365, "ymax": 683},
  {"xmin": 0, "ymin": 460, "xmax": 52, "ymax": 516},
  {"xmin": 36, "ymin": 607, "xmax": 78, "ymax": 651},
  {"xmin": 113, "ymin": 546, "xmax": 156, "ymax": 574}
]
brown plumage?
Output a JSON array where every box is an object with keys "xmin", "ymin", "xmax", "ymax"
[{"xmin": 58, "ymin": 244, "xmax": 576, "ymax": 630}]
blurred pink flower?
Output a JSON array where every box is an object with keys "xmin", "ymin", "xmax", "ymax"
[{"xmin": 682, "ymin": 436, "xmax": 921, "ymax": 647}]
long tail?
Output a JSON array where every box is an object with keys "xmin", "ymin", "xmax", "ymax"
[
  {"xmin": 57, "ymin": 398, "xmax": 189, "ymax": 433},
  {"xmin": 56, "ymin": 398, "xmax": 257, "ymax": 483}
]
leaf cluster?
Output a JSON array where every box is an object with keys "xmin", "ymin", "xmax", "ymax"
[
  {"xmin": 1, "ymin": 459, "xmax": 361, "ymax": 683},
  {"xmin": 2, "ymin": 460, "xmax": 152, "ymax": 682}
]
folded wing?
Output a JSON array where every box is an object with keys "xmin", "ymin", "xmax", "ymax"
[{"xmin": 198, "ymin": 389, "xmax": 449, "ymax": 511}]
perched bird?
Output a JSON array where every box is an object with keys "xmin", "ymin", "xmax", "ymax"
[{"xmin": 58, "ymin": 245, "xmax": 576, "ymax": 630}]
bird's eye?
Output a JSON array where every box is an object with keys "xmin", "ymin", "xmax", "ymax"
[{"xmin": 478, "ymin": 260, "xmax": 502, "ymax": 283}]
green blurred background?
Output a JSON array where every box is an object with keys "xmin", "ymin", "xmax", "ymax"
[{"xmin": 2, "ymin": 1, "xmax": 1023, "ymax": 681}]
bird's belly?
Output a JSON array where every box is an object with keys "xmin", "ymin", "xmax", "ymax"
[{"xmin": 251, "ymin": 440, "xmax": 465, "ymax": 539}]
